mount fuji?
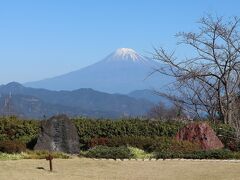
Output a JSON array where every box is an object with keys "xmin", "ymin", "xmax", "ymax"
[{"xmin": 25, "ymin": 48, "xmax": 170, "ymax": 94}]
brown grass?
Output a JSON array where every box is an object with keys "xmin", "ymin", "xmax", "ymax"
[{"xmin": 0, "ymin": 158, "xmax": 240, "ymax": 180}]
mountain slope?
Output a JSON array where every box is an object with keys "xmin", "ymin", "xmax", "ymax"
[
  {"xmin": 0, "ymin": 82, "xmax": 154, "ymax": 119},
  {"xmin": 128, "ymin": 89, "xmax": 164, "ymax": 104},
  {"xmin": 0, "ymin": 94, "xmax": 88, "ymax": 119},
  {"xmin": 25, "ymin": 48, "xmax": 171, "ymax": 93},
  {"xmin": 128, "ymin": 89, "xmax": 172, "ymax": 106}
]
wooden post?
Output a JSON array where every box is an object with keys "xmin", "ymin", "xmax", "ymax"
[{"xmin": 46, "ymin": 154, "xmax": 53, "ymax": 172}]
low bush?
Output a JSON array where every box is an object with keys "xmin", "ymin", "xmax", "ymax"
[
  {"xmin": 104, "ymin": 136, "xmax": 155, "ymax": 151},
  {"xmin": 150, "ymin": 137, "xmax": 201, "ymax": 153},
  {"xmin": 79, "ymin": 146, "xmax": 134, "ymax": 159},
  {"xmin": 155, "ymin": 149, "xmax": 240, "ymax": 160},
  {"xmin": 211, "ymin": 123, "xmax": 238, "ymax": 151},
  {"xmin": 128, "ymin": 147, "xmax": 153, "ymax": 159},
  {"xmin": 80, "ymin": 146, "xmax": 153, "ymax": 159},
  {"xmin": 87, "ymin": 136, "xmax": 201, "ymax": 153},
  {"xmin": 88, "ymin": 137, "xmax": 110, "ymax": 148},
  {"xmin": 0, "ymin": 140, "xmax": 26, "ymax": 153},
  {"xmin": 80, "ymin": 146, "xmax": 240, "ymax": 160}
]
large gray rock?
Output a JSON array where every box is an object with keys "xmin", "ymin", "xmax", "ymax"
[{"xmin": 34, "ymin": 115, "xmax": 80, "ymax": 154}]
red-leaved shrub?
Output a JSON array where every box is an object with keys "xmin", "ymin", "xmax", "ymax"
[
  {"xmin": 88, "ymin": 137, "xmax": 109, "ymax": 148},
  {"xmin": 0, "ymin": 140, "xmax": 26, "ymax": 153}
]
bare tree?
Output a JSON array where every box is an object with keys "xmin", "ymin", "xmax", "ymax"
[
  {"xmin": 152, "ymin": 15, "xmax": 240, "ymax": 126},
  {"xmin": 148, "ymin": 102, "xmax": 185, "ymax": 121},
  {"xmin": 230, "ymin": 97, "xmax": 240, "ymax": 138}
]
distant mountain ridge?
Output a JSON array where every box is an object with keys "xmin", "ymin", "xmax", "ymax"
[
  {"xmin": 128, "ymin": 89, "xmax": 166, "ymax": 104},
  {"xmin": 0, "ymin": 48, "xmax": 173, "ymax": 118},
  {"xmin": 24, "ymin": 48, "xmax": 172, "ymax": 93},
  {"xmin": 0, "ymin": 82, "xmax": 154, "ymax": 119}
]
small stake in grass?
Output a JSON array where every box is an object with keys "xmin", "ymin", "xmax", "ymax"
[{"xmin": 46, "ymin": 154, "xmax": 53, "ymax": 172}]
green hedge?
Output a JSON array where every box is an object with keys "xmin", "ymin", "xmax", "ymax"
[
  {"xmin": 155, "ymin": 149, "xmax": 240, "ymax": 159},
  {"xmin": 80, "ymin": 146, "xmax": 154, "ymax": 159},
  {"xmin": 0, "ymin": 116, "xmax": 237, "ymax": 152},
  {"xmin": 104, "ymin": 136, "xmax": 157, "ymax": 152},
  {"xmin": 74, "ymin": 118, "xmax": 184, "ymax": 149},
  {"xmin": 88, "ymin": 136, "xmax": 201, "ymax": 153},
  {"xmin": 74, "ymin": 118, "xmax": 237, "ymax": 150},
  {"xmin": 80, "ymin": 146, "xmax": 240, "ymax": 160},
  {"xmin": 149, "ymin": 137, "xmax": 201, "ymax": 153},
  {"xmin": 211, "ymin": 123, "xmax": 237, "ymax": 151}
]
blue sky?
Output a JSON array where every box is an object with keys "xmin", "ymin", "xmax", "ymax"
[{"xmin": 0, "ymin": 0, "xmax": 239, "ymax": 84}]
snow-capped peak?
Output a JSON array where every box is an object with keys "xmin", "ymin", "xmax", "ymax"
[
  {"xmin": 114, "ymin": 48, "xmax": 140, "ymax": 61},
  {"xmin": 105, "ymin": 48, "xmax": 146, "ymax": 62}
]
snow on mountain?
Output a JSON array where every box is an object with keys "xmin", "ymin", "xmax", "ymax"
[
  {"xmin": 104, "ymin": 48, "xmax": 145, "ymax": 62},
  {"xmin": 25, "ymin": 48, "xmax": 172, "ymax": 93}
]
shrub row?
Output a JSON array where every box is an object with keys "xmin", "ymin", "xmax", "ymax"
[
  {"xmin": 155, "ymin": 149, "xmax": 240, "ymax": 160},
  {"xmin": 80, "ymin": 146, "xmax": 134, "ymax": 159},
  {"xmin": 87, "ymin": 136, "xmax": 201, "ymax": 153},
  {"xmin": 74, "ymin": 118, "xmax": 184, "ymax": 149},
  {"xmin": 80, "ymin": 146, "xmax": 155, "ymax": 159},
  {"xmin": 80, "ymin": 146, "xmax": 240, "ymax": 160},
  {"xmin": 0, "ymin": 116, "xmax": 237, "ymax": 152},
  {"xmin": 74, "ymin": 118, "xmax": 239, "ymax": 150},
  {"xmin": 149, "ymin": 137, "xmax": 201, "ymax": 153},
  {"xmin": 84, "ymin": 136, "xmax": 202, "ymax": 159}
]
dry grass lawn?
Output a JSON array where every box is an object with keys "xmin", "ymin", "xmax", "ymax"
[{"xmin": 0, "ymin": 158, "xmax": 240, "ymax": 180}]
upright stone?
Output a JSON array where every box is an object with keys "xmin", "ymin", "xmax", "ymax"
[
  {"xmin": 34, "ymin": 115, "xmax": 80, "ymax": 154},
  {"xmin": 176, "ymin": 122, "xmax": 224, "ymax": 150}
]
